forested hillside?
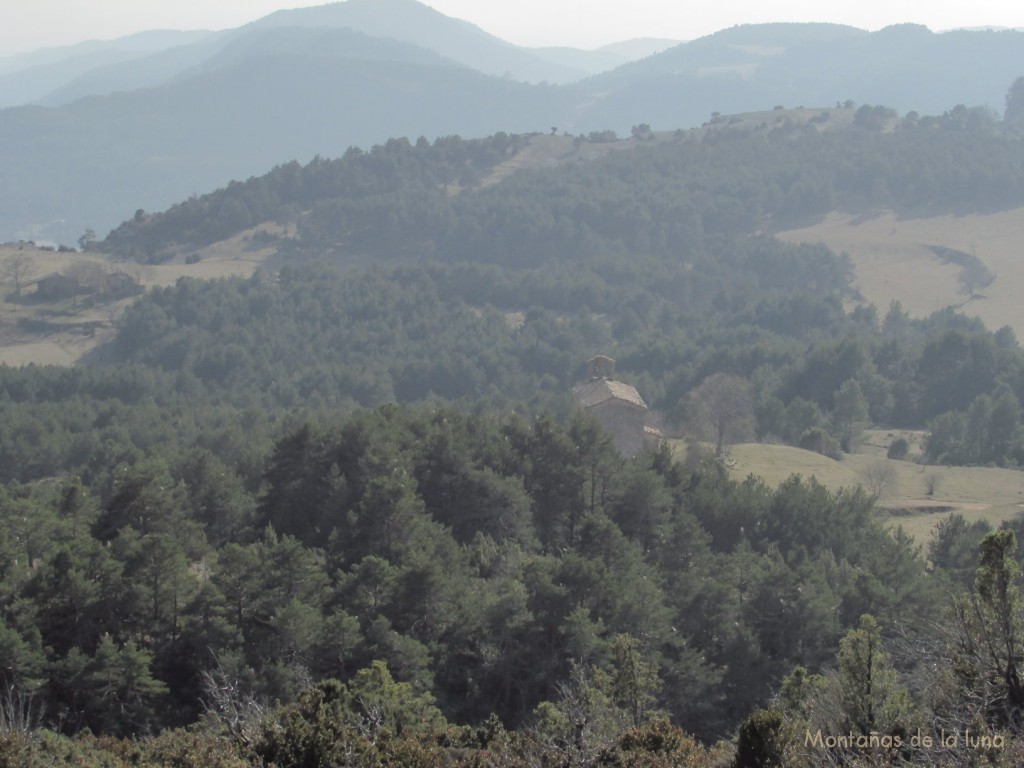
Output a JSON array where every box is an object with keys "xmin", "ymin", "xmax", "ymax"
[
  {"xmin": 104, "ymin": 105, "xmax": 1024, "ymax": 261},
  {"xmin": 5, "ymin": 102, "xmax": 1024, "ymax": 765},
  {"xmin": 94, "ymin": 109, "xmax": 1024, "ymax": 465}
]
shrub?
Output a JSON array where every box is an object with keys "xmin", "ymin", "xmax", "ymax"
[
  {"xmin": 594, "ymin": 719, "xmax": 716, "ymax": 767},
  {"xmin": 733, "ymin": 708, "xmax": 788, "ymax": 767},
  {"xmin": 886, "ymin": 437, "xmax": 909, "ymax": 460},
  {"xmin": 799, "ymin": 428, "xmax": 842, "ymax": 460}
]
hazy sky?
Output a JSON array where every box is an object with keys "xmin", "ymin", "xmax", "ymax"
[{"xmin": 2, "ymin": 0, "xmax": 1024, "ymax": 56}]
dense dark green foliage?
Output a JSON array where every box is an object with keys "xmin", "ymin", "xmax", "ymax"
[
  {"xmin": 71, "ymin": 262, "xmax": 1024, "ymax": 467},
  {"xmin": 0, "ymin": 406, "xmax": 939, "ymax": 744}
]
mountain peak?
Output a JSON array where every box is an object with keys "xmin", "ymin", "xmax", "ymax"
[{"xmin": 246, "ymin": 0, "xmax": 585, "ymax": 83}]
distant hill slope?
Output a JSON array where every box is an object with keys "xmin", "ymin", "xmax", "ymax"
[
  {"xmin": 778, "ymin": 207, "xmax": 1024, "ymax": 337},
  {"xmin": 100, "ymin": 110, "xmax": 1024, "ymax": 268},
  {"xmin": 0, "ymin": 30, "xmax": 217, "ymax": 107},
  {"xmin": 529, "ymin": 38, "xmax": 682, "ymax": 75},
  {"xmin": 34, "ymin": 33, "xmax": 231, "ymax": 107},
  {"xmin": 2, "ymin": 15, "xmax": 1024, "ymax": 243},
  {"xmin": 581, "ymin": 23, "xmax": 1024, "ymax": 129}
]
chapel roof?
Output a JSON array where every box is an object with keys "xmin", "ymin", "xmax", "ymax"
[{"xmin": 572, "ymin": 378, "xmax": 648, "ymax": 410}]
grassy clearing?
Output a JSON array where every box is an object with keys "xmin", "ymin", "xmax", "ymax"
[
  {"xmin": 144, "ymin": 223, "xmax": 284, "ymax": 285},
  {"xmin": 481, "ymin": 134, "xmax": 634, "ymax": 188},
  {"xmin": 776, "ymin": 207, "xmax": 1024, "ymax": 335},
  {"xmin": 721, "ymin": 204, "xmax": 1024, "ymax": 541},
  {"xmin": 672, "ymin": 432, "xmax": 1024, "ymax": 545},
  {"xmin": 0, "ymin": 231, "xmax": 278, "ymax": 365}
]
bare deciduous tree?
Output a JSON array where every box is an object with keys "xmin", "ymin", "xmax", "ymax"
[
  {"xmin": 0, "ymin": 684, "xmax": 42, "ymax": 735},
  {"xmin": 1, "ymin": 254, "xmax": 35, "ymax": 297},
  {"xmin": 860, "ymin": 460, "xmax": 898, "ymax": 500},
  {"xmin": 686, "ymin": 373, "xmax": 755, "ymax": 457},
  {"xmin": 64, "ymin": 260, "xmax": 109, "ymax": 294},
  {"xmin": 200, "ymin": 664, "xmax": 266, "ymax": 748}
]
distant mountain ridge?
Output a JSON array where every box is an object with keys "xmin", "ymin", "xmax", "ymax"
[
  {"xmin": 0, "ymin": 29, "xmax": 214, "ymax": 75},
  {"xmin": 0, "ymin": 30, "xmax": 218, "ymax": 107},
  {"xmin": 577, "ymin": 23, "xmax": 1024, "ymax": 140},
  {"xmin": 33, "ymin": 33, "xmax": 231, "ymax": 107},
  {"xmin": 244, "ymin": 0, "xmax": 589, "ymax": 82},
  {"xmin": 1, "ymin": 4, "xmax": 1023, "ymax": 244},
  {"xmin": 0, "ymin": 0, "xmax": 634, "ymax": 108}
]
